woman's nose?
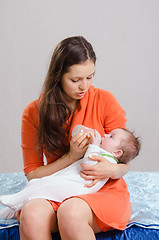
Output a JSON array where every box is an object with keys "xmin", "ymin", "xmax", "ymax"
[{"xmin": 79, "ymin": 79, "xmax": 87, "ymax": 90}]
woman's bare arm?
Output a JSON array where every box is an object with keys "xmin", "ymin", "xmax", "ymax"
[{"xmin": 111, "ymin": 162, "xmax": 130, "ymax": 179}]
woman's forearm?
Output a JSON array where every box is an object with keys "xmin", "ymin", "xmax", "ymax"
[
  {"xmin": 26, "ymin": 153, "xmax": 76, "ymax": 181},
  {"xmin": 111, "ymin": 163, "xmax": 130, "ymax": 179}
]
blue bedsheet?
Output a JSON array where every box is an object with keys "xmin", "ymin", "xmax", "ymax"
[
  {"xmin": 0, "ymin": 171, "xmax": 159, "ymax": 239},
  {"xmin": 0, "ymin": 224, "xmax": 159, "ymax": 240}
]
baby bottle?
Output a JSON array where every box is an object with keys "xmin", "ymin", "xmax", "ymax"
[{"xmin": 72, "ymin": 125, "xmax": 101, "ymax": 145}]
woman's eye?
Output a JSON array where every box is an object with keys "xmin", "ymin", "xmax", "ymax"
[
  {"xmin": 87, "ymin": 76, "xmax": 93, "ymax": 80},
  {"xmin": 71, "ymin": 79, "xmax": 79, "ymax": 83}
]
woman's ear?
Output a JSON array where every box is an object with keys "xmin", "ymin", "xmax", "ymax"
[{"xmin": 112, "ymin": 150, "xmax": 123, "ymax": 158}]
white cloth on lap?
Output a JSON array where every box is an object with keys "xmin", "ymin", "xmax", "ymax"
[{"xmin": 0, "ymin": 144, "xmax": 117, "ymax": 219}]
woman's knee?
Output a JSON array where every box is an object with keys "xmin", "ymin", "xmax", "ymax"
[
  {"xmin": 57, "ymin": 198, "xmax": 93, "ymax": 231},
  {"xmin": 19, "ymin": 199, "xmax": 58, "ymax": 237},
  {"xmin": 57, "ymin": 198, "xmax": 82, "ymax": 223},
  {"xmin": 57, "ymin": 198, "xmax": 101, "ymax": 238},
  {"xmin": 57, "ymin": 198, "xmax": 101, "ymax": 233},
  {"xmin": 19, "ymin": 202, "xmax": 37, "ymax": 238},
  {"xmin": 20, "ymin": 200, "xmax": 44, "ymax": 236},
  {"xmin": 57, "ymin": 198, "xmax": 83, "ymax": 236}
]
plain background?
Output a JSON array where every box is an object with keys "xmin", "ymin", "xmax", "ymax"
[{"xmin": 0, "ymin": 0, "xmax": 159, "ymax": 173}]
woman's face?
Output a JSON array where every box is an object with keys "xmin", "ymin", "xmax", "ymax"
[{"xmin": 61, "ymin": 60, "xmax": 95, "ymax": 105}]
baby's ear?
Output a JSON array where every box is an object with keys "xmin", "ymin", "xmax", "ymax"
[{"xmin": 112, "ymin": 150, "xmax": 123, "ymax": 158}]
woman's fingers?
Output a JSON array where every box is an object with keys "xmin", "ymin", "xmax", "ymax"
[
  {"xmin": 80, "ymin": 171, "xmax": 101, "ymax": 188},
  {"xmin": 88, "ymin": 155, "xmax": 103, "ymax": 161},
  {"xmin": 84, "ymin": 179, "xmax": 100, "ymax": 188},
  {"xmin": 80, "ymin": 162, "xmax": 97, "ymax": 172},
  {"xmin": 80, "ymin": 155, "xmax": 116, "ymax": 179},
  {"xmin": 68, "ymin": 133, "xmax": 92, "ymax": 161},
  {"xmin": 81, "ymin": 168, "xmax": 97, "ymax": 177},
  {"xmin": 80, "ymin": 171, "xmax": 97, "ymax": 180},
  {"xmin": 71, "ymin": 132, "xmax": 92, "ymax": 148}
]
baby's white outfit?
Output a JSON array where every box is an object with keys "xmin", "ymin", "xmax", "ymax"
[{"xmin": 0, "ymin": 144, "xmax": 117, "ymax": 219}]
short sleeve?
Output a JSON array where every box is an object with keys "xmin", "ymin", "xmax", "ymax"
[{"xmin": 21, "ymin": 100, "xmax": 44, "ymax": 175}]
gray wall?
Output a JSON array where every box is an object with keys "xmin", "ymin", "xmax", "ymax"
[{"xmin": 0, "ymin": 0, "xmax": 159, "ymax": 173}]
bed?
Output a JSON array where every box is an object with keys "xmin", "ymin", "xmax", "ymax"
[{"xmin": 0, "ymin": 171, "xmax": 159, "ymax": 240}]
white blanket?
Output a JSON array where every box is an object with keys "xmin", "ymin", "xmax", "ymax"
[{"xmin": 0, "ymin": 144, "xmax": 117, "ymax": 219}]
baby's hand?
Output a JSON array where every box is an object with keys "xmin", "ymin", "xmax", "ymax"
[{"xmin": 90, "ymin": 129, "xmax": 101, "ymax": 146}]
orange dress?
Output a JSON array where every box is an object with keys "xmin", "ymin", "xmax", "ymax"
[{"xmin": 20, "ymin": 85, "xmax": 132, "ymax": 231}]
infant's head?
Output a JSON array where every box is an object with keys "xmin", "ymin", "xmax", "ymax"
[
  {"xmin": 100, "ymin": 128, "xmax": 141, "ymax": 163},
  {"xmin": 72, "ymin": 125, "xmax": 141, "ymax": 164}
]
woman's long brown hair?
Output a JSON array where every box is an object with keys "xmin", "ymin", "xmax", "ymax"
[{"xmin": 38, "ymin": 36, "xmax": 96, "ymax": 156}]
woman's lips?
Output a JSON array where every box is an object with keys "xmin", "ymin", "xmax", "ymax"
[{"xmin": 77, "ymin": 91, "xmax": 86, "ymax": 97}]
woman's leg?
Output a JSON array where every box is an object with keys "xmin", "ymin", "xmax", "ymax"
[
  {"xmin": 19, "ymin": 199, "xmax": 58, "ymax": 240},
  {"xmin": 57, "ymin": 198, "xmax": 102, "ymax": 240}
]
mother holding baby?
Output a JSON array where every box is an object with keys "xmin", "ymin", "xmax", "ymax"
[{"xmin": 19, "ymin": 36, "xmax": 132, "ymax": 240}]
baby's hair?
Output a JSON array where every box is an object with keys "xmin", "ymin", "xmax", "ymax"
[{"xmin": 118, "ymin": 129, "xmax": 141, "ymax": 164}]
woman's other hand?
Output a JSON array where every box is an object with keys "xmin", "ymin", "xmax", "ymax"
[{"xmin": 80, "ymin": 155, "xmax": 129, "ymax": 187}]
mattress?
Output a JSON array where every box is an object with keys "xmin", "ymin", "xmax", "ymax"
[{"xmin": 0, "ymin": 171, "xmax": 159, "ymax": 239}]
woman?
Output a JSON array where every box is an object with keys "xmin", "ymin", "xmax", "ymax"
[{"xmin": 19, "ymin": 36, "xmax": 131, "ymax": 240}]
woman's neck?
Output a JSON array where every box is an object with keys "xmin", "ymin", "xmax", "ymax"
[{"xmin": 69, "ymin": 100, "xmax": 80, "ymax": 113}]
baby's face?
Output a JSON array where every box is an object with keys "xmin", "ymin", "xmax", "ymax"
[{"xmin": 100, "ymin": 129, "xmax": 126, "ymax": 153}]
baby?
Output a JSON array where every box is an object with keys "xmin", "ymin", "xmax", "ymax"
[{"xmin": 0, "ymin": 125, "xmax": 141, "ymax": 219}]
